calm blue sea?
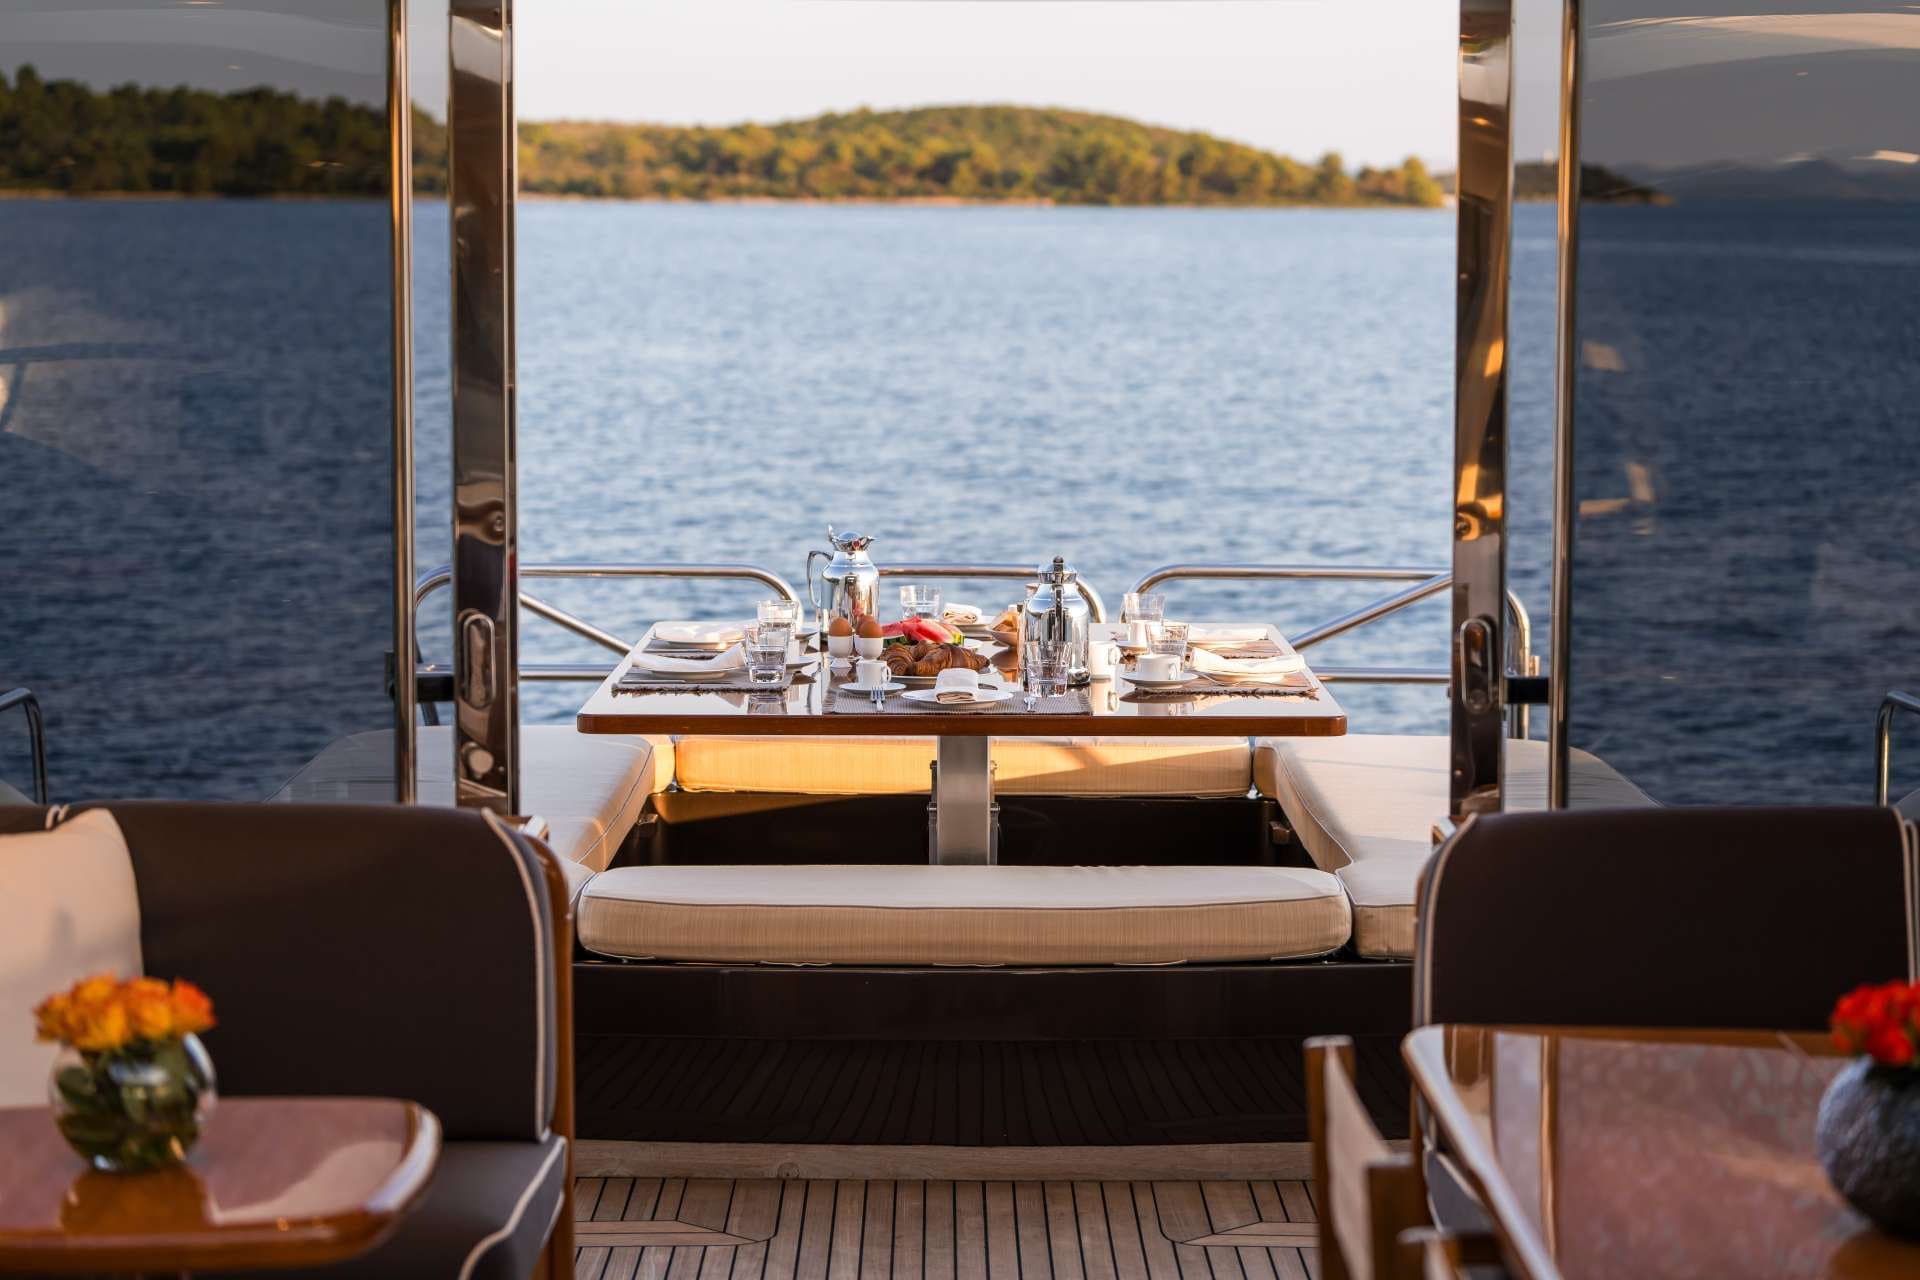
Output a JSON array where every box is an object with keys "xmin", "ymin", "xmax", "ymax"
[{"xmin": 6, "ymin": 198, "xmax": 1912, "ymax": 805}]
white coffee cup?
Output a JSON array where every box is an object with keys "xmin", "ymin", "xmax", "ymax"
[
  {"xmin": 1135, "ymin": 653, "xmax": 1182, "ymax": 681},
  {"xmin": 1087, "ymin": 639, "xmax": 1121, "ymax": 681},
  {"xmin": 854, "ymin": 657, "xmax": 891, "ymax": 688},
  {"xmin": 1125, "ymin": 620, "xmax": 1153, "ymax": 649}
]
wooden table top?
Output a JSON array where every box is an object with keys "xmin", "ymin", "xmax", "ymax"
[
  {"xmin": 0, "ymin": 1096, "xmax": 439, "ymax": 1275},
  {"xmin": 1403, "ymin": 1025, "xmax": 1920, "ymax": 1280},
  {"xmin": 577, "ymin": 622, "xmax": 1348, "ymax": 737}
]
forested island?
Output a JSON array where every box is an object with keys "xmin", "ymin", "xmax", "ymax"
[
  {"xmin": 511, "ymin": 106, "xmax": 1443, "ymax": 207},
  {"xmin": 1, "ymin": 69, "xmax": 1441, "ymax": 208}
]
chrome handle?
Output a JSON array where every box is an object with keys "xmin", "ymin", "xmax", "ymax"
[
  {"xmin": 1455, "ymin": 615, "xmax": 1496, "ymax": 717},
  {"xmin": 805, "ymin": 549, "xmax": 829, "ymax": 612},
  {"xmin": 459, "ymin": 611, "xmax": 495, "ymax": 710}
]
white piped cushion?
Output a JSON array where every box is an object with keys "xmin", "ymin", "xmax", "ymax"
[
  {"xmin": 1255, "ymin": 734, "xmax": 1655, "ymax": 957},
  {"xmin": 577, "ymin": 863, "xmax": 1350, "ymax": 966},
  {"xmin": 0, "ymin": 810, "xmax": 144, "ymax": 1105},
  {"xmin": 274, "ymin": 726, "xmax": 669, "ymax": 871},
  {"xmin": 671, "ymin": 736, "xmax": 1252, "ymax": 798}
]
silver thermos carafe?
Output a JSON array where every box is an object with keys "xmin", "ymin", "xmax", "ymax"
[
  {"xmin": 1022, "ymin": 556, "xmax": 1091, "ymax": 684},
  {"xmin": 805, "ymin": 525, "xmax": 880, "ymax": 629}
]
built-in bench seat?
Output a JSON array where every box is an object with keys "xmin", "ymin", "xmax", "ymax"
[
  {"xmin": 1254, "ymin": 734, "xmax": 1656, "ymax": 958},
  {"xmin": 576, "ymin": 863, "xmax": 1350, "ymax": 965},
  {"xmin": 672, "ymin": 735, "xmax": 1252, "ymax": 797},
  {"xmin": 274, "ymin": 726, "xmax": 671, "ymax": 871}
]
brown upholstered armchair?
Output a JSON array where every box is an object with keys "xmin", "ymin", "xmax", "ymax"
[
  {"xmin": 0, "ymin": 801, "xmax": 575, "ymax": 1279},
  {"xmin": 1415, "ymin": 805, "xmax": 1917, "ymax": 1030}
]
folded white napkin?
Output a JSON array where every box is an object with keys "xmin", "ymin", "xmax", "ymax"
[
  {"xmin": 934, "ymin": 668, "xmax": 981, "ymax": 703},
  {"xmin": 654, "ymin": 621, "xmax": 744, "ymax": 647},
  {"xmin": 942, "ymin": 603, "xmax": 984, "ymax": 626},
  {"xmin": 1189, "ymin": 624, "xmax": 1274, "ymax": 645},
  {"xmin": 630, "ymin": 643, "xmax": 745, "ymax": 675},
  {"xmin": 1188, "ymin": 646, "xmax": 1306, "ymax": 677}
]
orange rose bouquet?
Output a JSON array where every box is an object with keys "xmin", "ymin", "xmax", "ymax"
[
  {"xmin": 1817, "ymin": 980, "xmax": 1920, "ymax": 1240},
  {"xmin": 34, "ymin": 973, "xmax": 217, "ymax": 1172}
]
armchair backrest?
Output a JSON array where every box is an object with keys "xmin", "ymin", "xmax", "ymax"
[
  {"xmin": 5, "ymin": 802, "xmax": 559, "ymax": 1143},
  {"xmin": 1416, "ymin": 806, "xmax": 1918, "ymax": 1030}
]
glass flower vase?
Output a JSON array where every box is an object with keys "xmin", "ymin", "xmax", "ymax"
[{"xmin": 48, "ymin": 1034, "xmax": 217, "ymax": 1172}]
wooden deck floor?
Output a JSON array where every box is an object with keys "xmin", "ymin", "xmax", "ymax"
[{"xmin": 571, "ymin": 1177, "xmax": 1322, "ymax": 1280}]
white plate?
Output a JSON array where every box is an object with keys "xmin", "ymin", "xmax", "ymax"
[
  {"xmin": 653, "ymin": 621, "xmax": 745, "ymax": 647},
  {"xmin": 901, "ymin": 687, "xmax": 1016, "ymax": 709},
  {"xmin": 1125, "ymin": 669, "xmax": 1201, "ymax": 691},
  {"xmin": 1196, "ymin": 663, "xmax": 1308, "ymax": 683},
  {"xmin": 840, "ymin": 680, "xmax": 906, "ymax": 695}
]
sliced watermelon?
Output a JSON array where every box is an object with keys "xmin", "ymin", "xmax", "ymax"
[{"xmin": 878, "ymin": 620, "xmax": 916, "ymax": 638}]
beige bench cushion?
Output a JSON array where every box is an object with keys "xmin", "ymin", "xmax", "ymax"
[
  {"xmin": 577, "ymin": 864, "xmax": 1350, "ymax": 966},
  {"xmin": 672, "ymin": 736, "xmax": 1252, "ymax": 798},
  {"xmin": 274, "ymin": 726, "xmax": 670, "ymax": 871},
  {"xmin": 1255, "ymin": 734, "xmax": 1654, "ymax": 958}
]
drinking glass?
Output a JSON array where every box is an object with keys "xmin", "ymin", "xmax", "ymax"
[
  {"xmin": 1151, "ymin": 621, "xmax": 1191, "ymax": 668},
  {"xmin": 1025, "ymin": 641, "xmax": 1070, "ymax": 700},
  {"xmin": 900, "ymin": 585, "xmax": 942, "ymax": 619},
  {"xmin": 757, "ymin": 598, "xmax": 799, "ymax": 629},
  {"xmin": 1122, "ymin": 593, "xmax": 1164, "ymax": 625},
  {"xmin": 742, "ymin": 622, "xmax": 790, "ymax": 685}
]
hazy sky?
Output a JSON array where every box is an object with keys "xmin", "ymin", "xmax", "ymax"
[{"xmin": 510, "ymin": 1, "xmax": 1564, "ymax": 169}]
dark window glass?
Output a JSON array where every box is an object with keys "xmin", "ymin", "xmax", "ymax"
[
  {"xmin": 1566, "ymin": 0, "xmax": 1920, "ymax": 802},
  {"xmin": 0, "ymin": 0, "xmax": 398, "ymax": 801}
]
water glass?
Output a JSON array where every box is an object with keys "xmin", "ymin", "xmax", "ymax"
[
  {"xmin": 757, "ymin": 598, "xmax": 799, "ymax": 629},
  {"xmin": 742, "ymin": 622, "xmax": 790, "ymax": 684},
  {"xmin": 1151, "ymin": 621, "xmax": 1191, "ymax": 667},
  {"xmin": 1122, "ymin": 592, "xmax": 1164, "ymax": 625},
  {"xmin": 1025, "ymin": 641, "xmax": 1070, "ymax": 699},
  {"xmin": 900, "ymin": 585, "xmax": 943, "ymax": 619}
]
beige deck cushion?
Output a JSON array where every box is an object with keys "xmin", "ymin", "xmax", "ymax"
[
  {"xmin": 273, "ymin": 726, "xmax": 670, "ymax": 871},
  {"xmin": 671, "ymin": 736, "xmax": 1252, "ymax": 797},
  {"xmin": 1254, "ymin": 734, "xmax": 1654, "ymax": 958},
  {"xmin": 577, "ymin": 864, "xmax": 1351, "ymax": 966}
]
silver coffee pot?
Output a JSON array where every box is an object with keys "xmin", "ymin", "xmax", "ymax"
[
  {"xmin": 1022, "ymin": 556, "xmax": 1091, "ymax": 684},
  {"xmin": 805, "ymin": 525, "xmax": 880, "ymax": 628}
]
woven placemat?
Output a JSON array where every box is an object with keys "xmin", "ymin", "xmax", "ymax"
[{"xmin": 614, "ymin": 668, "xmax": 816, "ymax": 695}]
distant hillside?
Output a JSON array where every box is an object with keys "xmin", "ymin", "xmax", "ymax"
[
  {"xmin": 513, "ymin": 106, "xmax": 1443, "ymax": 207},
  {"xmin": 1444, "ymin": 160, "xmax": 1668, "ymax": 205}
]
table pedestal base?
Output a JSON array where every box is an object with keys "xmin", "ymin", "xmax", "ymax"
[{"xmin": 931, "ymin": 735, "xmax": 995, "ymax": 864}]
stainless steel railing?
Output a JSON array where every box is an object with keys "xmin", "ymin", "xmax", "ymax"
[
  {"xmin": 1129, "ymin": 564, "xmax": 1537, "ymax": 736},
  {"xmin": 0, "ymin": 687, "xmax": 49, "ymax": 804},
  {"xmin": 1875, "ymin": 690, "xmax": 1920, "ymax": 807},
  {"xmin": 413, "ymin": 561, "xmax": 802, "ymax": 659}
]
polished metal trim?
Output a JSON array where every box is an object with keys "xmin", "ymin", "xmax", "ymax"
[
  {"xmin": 933, "ymin": 737, "xmax": 995, "ymax": 865},
  {"xmin": 1548, "ymin": 0, "xmax": 1584, "ymax": 810},
  {"xmin": 1452, "ymin": 0, "xmax": 1514, "ymax": 819},
  {"xmin": 0, "ymin": 687, "xmax": 49, "ymax": 804},
  {"xmin": 1877, "ymin": 691, "xmax": 1920, "ymax": 806},
  {"xmin": 448, "ymin": 0, "xmax": 517, "ymax": 812},
  {"xmin": 387, "ymin": 0, "xmax": 418, "ymax": 803},
  {"xmin": 877, "ymin": 563, "xmax": 1105, "ymax": 622}
]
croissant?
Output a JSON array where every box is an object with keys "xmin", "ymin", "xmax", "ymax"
[
  {"xmin": 882, "ymin": 648, "xmax": 915, "ymax": 675},
  {"xmin": 912, "ymin": 645, "xmax": 960, "ymax": 677}
]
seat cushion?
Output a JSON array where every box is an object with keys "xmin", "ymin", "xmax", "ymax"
[
  {"xmin": 0, "ymin": 810, "xmax": 144, "ymax": 1106},
  {"xmin": 274, "ymin": 1134, "xmax": 567, "ymax": 1280},
  {"xmin": 274, "ymin": 727, "xmax": 669, "ymax": 871},
  {"xmin": 672, "ymin": 736, "xmax": 1252, "ymax": 797},
  {"xmin": 577, "ymin": 864, "xmax": 1350, "ymax": 965},
  {"xmin": 1255, "ymin": 735, "xmax": 1654, "ymax": 959}
]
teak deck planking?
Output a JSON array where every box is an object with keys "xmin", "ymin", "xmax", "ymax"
[{"xmin": 571, "ymin": 1177, "xmax": 1322, "ymax": 1280}]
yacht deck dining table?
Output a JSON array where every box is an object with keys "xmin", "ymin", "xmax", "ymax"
[{"xmin": 576, "ymin": 620, "xmax": 1346, "ymax": 863}]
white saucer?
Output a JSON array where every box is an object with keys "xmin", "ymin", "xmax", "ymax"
[
  {"xmin": 840, "ymin": 680, "xmax": 906, "ymax": 695},
  {"xmin": 901, "ymin": 687, "xmax": 1016, "ymax": 709},
  {"xmin": 1125, "ymin": 669, "xmax": 1201, "ymax": 691}
]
